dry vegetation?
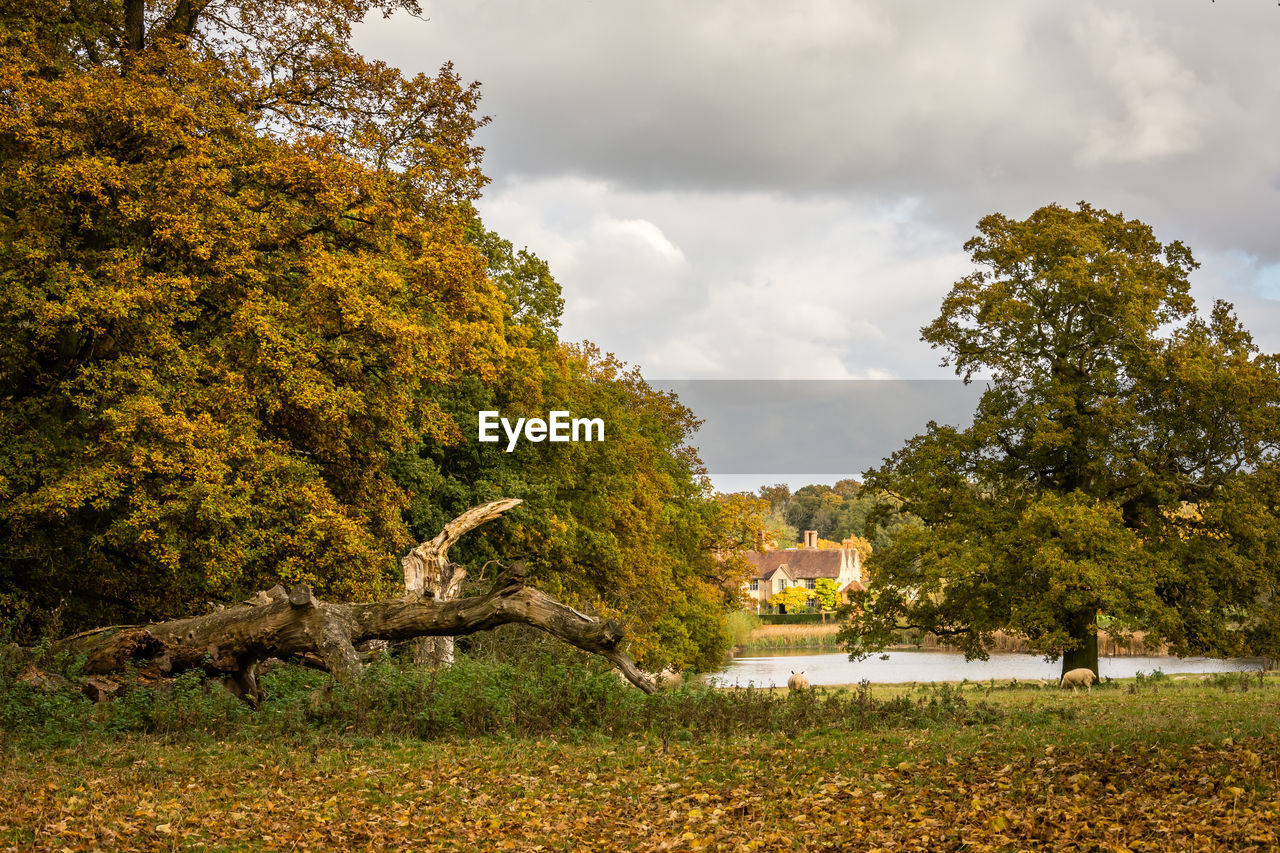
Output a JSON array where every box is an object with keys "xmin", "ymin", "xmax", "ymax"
[{"xmin": 742, "ymin": 623, "xmax": 843, "ymax": 650}]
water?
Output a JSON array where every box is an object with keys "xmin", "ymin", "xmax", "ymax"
[{"xmin": 708, "ymin": 648, "xmax": 1264, "ymax": 688}]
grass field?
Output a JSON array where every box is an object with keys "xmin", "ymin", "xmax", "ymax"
[{"xmin": 3, "ymin": 668, "xmax": 1278, "ymax": 851}]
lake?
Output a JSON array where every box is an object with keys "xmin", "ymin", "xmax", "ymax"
[{"xmin": 708, "ymin": 648, "xmax": 1264, "ymax": 687}]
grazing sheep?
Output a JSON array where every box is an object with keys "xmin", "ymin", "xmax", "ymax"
[
  {"xmin": 787, "ymin": 671, "xmax": 810, "ymax": 691},
  {"xmin": 1059, "ymin": 668, "xmax": 1099, "ymax": 691}
]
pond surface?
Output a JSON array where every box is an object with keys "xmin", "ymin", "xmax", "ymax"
[{"xmin": 708, "ymin": 648, "xmax": 1264, "ymax": 688}]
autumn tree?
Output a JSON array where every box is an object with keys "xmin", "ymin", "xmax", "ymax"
[
  {"xmin": 394, "ymin": 342, "xmax": 750, "ymax": 673},
  {"xmin": 370, "ymin": 210, "xmax": 756, "ymax": 672},
  {"xmin": 769, "ymin": 584, "xmax": 813, "ymax": 615},
  {"xmin": 842, "ymin": 203, "xmax": 1280, "ymax": 677},
  {"xmin": 0, "ymin": 0, "xmax": 766, "ymax": 672},
  {"xmin": 0, "ymin": 0, "xmax": 513, "ymax": 631},
  {"xmin": 813, "ymin": 578, "xmax": 842, "ymax": 612}
]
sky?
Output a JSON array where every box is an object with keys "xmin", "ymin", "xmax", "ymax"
[{"xmin": 354, "ymin": 1, "xmax": 1280, "ymax": 487}]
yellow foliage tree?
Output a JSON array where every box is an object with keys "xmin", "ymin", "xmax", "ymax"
[
  {"xmin": 0, "ymin": 1, "xmax": 513, "ymax": 628},
  {"xmin": 770, "ymin": 585, "xmax": 813, "ymax": 614}
]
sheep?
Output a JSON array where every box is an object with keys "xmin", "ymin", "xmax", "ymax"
[
  {"xmin": 1059, "ymin": 668, "xmax": 1099, "ymax": 691},
  {"xmin": 787, "ymin": 671, "xmax": 810, "ymax": 691}
]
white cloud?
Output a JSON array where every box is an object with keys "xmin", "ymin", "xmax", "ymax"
[{"xmin": 477, "ymin": 178, "xmax": 969, "ymax": 378}]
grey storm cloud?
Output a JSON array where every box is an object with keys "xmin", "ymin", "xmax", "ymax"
[{"xmin": 360, "ymin": 1, "xmax": 1280, "ymax": 253}]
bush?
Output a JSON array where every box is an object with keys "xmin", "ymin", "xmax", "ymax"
[
  {"xmin": 2, "ymin": 649, "xmax": 1013, "ymax": 745},
  {"xmin": 0, "ymin": 619, "xmax": 1018, "ymax": 745},
  {"xmin": 258, "ymin": 657, "xmax": 1010, "ymax": 740},
  {"xmin": 758, "ymin": 613, "xmax": 828, "ymax": 625},
  {"xmin": 0, "ymin": 663, "xmax": 254, "ymax": 746},
  {"xmin": 1134, "ymin": 668, "xmax": 1170, "ymax": 691},
  {"xmin": 724, "ymin": 611, "xmax": 761, "ymax": 648},
  {"xmin": 1203, "ymin": 671, "xmax": 1256, "ymax": 693}
]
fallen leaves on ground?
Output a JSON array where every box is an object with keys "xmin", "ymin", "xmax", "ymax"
[{"xmin": 1, "ymin": 729, "xmax": 1278, "ymax": 851}]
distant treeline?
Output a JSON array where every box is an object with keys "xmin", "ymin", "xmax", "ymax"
[{"xmin": 756, "ymin": 480, "xmax": 919, "ymax": 552}]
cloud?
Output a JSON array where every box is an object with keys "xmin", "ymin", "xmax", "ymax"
[
  {"xmin": 353, "ymin": 0, "xmax": 1280, "ymax": 377},
  {"xmin": 1069, "ymin": 8, "xmax": 1204, "ymax": 166},
  {"xmin": 478, "ymin": 178, "xmax": 969, "ymax": 378}
]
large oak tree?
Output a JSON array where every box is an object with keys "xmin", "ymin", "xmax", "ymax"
[
  {"xmin": 1, "ymin": 1, "xmax": 513, "ymax": 630},
  {"xmin": 842, "ymin": 203, "xmax": 1280, "ymax": 676},
  {"xmin": 1, "ymin": 0, "xmax": 749, "ymax": 675}
]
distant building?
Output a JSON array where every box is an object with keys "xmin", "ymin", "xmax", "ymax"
[{"xmin": 744, "ymin": 530, "xmax": 865, "ymax": 612}]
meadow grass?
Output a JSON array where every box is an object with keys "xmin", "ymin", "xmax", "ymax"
[
  {"xmin": 2, "ymin": 672, "xmax": 1277, "ymax": 850},
  {"xmin": 4, "ymin": 629, "xmax": 1277, "ymax": 850}
]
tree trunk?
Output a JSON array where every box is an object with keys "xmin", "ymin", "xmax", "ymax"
[
  {"xmin": 1062, "ymin": 608, "xmax": 1100, "ymax": 678},
  {"xmin": 55, "ymin": 502, "xmax": 657, "ymax": 702},
  {"xmin": 401, "ymin": 498, "xmax": 521, "ymax": 668},
  {"xmin": 124, "ymin": 0, "xmax": 145, "ymax": 53}
]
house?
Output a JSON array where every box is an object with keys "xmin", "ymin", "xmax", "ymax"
[{"xmin": 744, "ymin": 529, "xmax": 865, "ymax": 612}]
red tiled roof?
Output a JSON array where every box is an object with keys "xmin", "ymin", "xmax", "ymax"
[{"xmin": 745, "ymin": 549, "xmax": 843, "ymax": 580}]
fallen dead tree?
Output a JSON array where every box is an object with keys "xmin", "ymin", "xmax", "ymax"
[{"xmin": 50, "ymin": 501, "xmax": 656, "ymax": 704}]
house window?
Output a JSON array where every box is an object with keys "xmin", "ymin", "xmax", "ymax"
[
  {"xmin": 749, "ymin": 580, "xmax": 759, "ymax": 592},
  {"xmin": 775, "ymin": 577, "xmax": 785, "ymax": 592},
  {"xmin": 804, "ymin": 579, "xmax": 816, "ymax": 590}
]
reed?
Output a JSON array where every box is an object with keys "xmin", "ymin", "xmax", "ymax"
[
  {"xmin": 739, "ymin": 624, "xmax": 1169, "ymax": 656},
  {"xmin": 742, "ymin": 623, "xmax": 842, "ymax": 650}
]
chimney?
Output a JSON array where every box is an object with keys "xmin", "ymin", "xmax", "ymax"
[
  {"xmin": 838, "ymin": 539, "xmax": 862, "ymax": 585},
  {"xmin": 804, "ymin": 530, "xmax": 817, "ymax": 549}
]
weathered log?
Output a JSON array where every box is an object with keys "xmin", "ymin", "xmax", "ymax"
[
  {"xmin": 58, "ymin": 572, "xmax": 655, "ymax": 702},
  {"xmin": 401, "ymin": 497, "xmax": 523, "ymax": 667}
]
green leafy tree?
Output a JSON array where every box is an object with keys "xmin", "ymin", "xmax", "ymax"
[
  {"xmin": 813, "ymin": 578, "xmax": 842, "ymax": 612},
  {"xmin": 842, "ymin": 203, "xmax": 1280, "ymax": 677},
  {"xmin": 386, "ymin": 215, "xmax": 756, "ymax": 672},
  {"xmin": 779, "ymin": 481, "xmax": 912, "ymax": 552},
  {"xmin": 758, "ymin": 484, "xmax": 792, "ymax": 511},
  {"xmin": 395, "ymin": 335, "xmax": 749, "ymax": 672}
]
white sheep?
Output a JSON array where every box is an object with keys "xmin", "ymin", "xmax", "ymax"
[
  {"xmin": 787, "ymin": 671, "xmax": 810, "ymax": 691},
  {"xmin": 1059, "ymin": 667, "xmax": 1099, "ymax": 691}
]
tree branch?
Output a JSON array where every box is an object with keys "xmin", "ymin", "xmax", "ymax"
[{"xmin": 54, "ymin": 499, "xmax": 657, "ymax": 698}]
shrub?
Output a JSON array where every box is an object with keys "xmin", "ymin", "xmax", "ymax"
[
  {"xmin": 724, "ymin": 611, "xmax": 761, "ymax": 648},
  {"xmin": 2, "ymin": 638, "xmax": 1011, "ymax": 744},
  {"xmin": 758, "ymin": 613, "xmax": 828, "ymax": 625}
]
